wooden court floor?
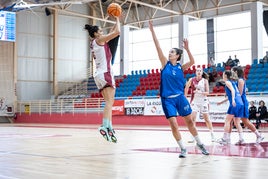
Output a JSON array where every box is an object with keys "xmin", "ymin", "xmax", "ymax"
[{"xmin": 0, "ymin": 123, "xmax": 268, "ymax": 179}]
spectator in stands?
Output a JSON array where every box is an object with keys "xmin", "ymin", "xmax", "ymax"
[
  {"xmin": 223, "ymin": 56, "xmax": 233, "ymax": 67},
  {"xmin": 217, "ymin": 70, "xmax": 245, "ymax": 145},
  {"xmin": 232, "ymin": 66, "xmax": 264, "ymax": 143},
  {"xmin": 256, "ymin": 100, "xmax": 268, "ymax": 129},
  {"xmin": 249, "ymin": 101, "xmax": 257, "ymax": 121},
  {"xmin": 208, "ymin": 67, "xmax": 218, "ymax": 83},
  {"xmin": 184, "ymin": 67, "xmax": 216, "ymax": 142},
  {"xmin": 260, "ymin": 51, "xmax": 268, "ymax": 64},
  {"xmin": 233, "ymin": 55, "xmax": 240, "ymax": 66},
  {"xmin": 149, "ymin": 20, "xmax": 209, "ymax": 158},
  {"xmin": 84, "ymin": 16, "xmax": 120, "ymax": 143},
  {"xmin": 223, "ymin": 55, "xmax": 239, "ymax": 68}
]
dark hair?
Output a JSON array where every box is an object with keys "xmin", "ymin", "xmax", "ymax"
[
  {"xmin": 84, "ymin": 24, "xmax": 99, "ymax": 38},
  {"xmin": 202, "ymin": 71, "xmax": 209, "ymax": 80},
  {"xmin": 224, "ymin": 70, "xmax": 232, "ymax": 80},
  {"xmin": 172, "ymin": 48, "xmax": 183, "ymax": 62},
  {"xmin": 259, "ymin": 100, "xmax": 265, "ymax": 106},
  {"xmin": 232, "ymin": 66, "xmax": 244, "ymax": 78}
]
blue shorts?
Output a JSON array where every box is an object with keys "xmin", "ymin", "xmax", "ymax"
[
  {"xmin": 161, "ymin": 94, "xmax": 192, "ymax": 119},
  {"xmin": 227, "ymin": 104, "xmax": 244, "ymax": 118}
]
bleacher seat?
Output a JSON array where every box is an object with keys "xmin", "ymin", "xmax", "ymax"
[
  {"xmin": 253, "ymin": 59, "xmax": 258, "ymax": 64},
  {"xmin": 212, "ymin": 86, "xmax": 219, "ymax": 93}
]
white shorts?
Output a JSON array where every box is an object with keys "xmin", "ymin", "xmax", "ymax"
[
  {"xmin": 94, "ymin": 72, "xmax": 115, "ymax": 90},
  {"xmin": 191, "ymin": 100, "xmax": 209, "ymax": 114}
]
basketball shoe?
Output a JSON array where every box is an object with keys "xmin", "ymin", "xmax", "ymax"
[
  {"xmin": 256, "ymin": 136, "xmax": 264, "ymax": 144},
  {"xmin": 217, "ymin": 138, "xmax": 230, "ymax": 145},
  {"xmin": 98, "ymin": 126, "xmax": 111, "ymax": 142},
  {"xmin": 196, "ymin": 143, "xmax": 209, "ymax": 155},
  {"xmin": 179, "ymin": 148, "xmax": 187, "ymax": 158},
  {"xmin": 235, "ymin": 139, "xmax": 245, "ymax": 145},
  {"xmin": 108, "ymin": 128, "xmax": 117, "ymax": 143}
]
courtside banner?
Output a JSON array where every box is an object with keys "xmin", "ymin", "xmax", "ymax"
[
  {"xmin": 112, "ymin": 100, "xmax": 125, "ymax": 115},
  {"xmin": 124, "ymin": 99, "xmax": 145, "ymax": 115},
  {"xmin": 144, "ymin": 98, "xmax": 164, "ymax": 115},
  {"xmin": 187, "ymin": 96, "xmax": 227, "ymax": 123},
  {"xmin": 193, "ymin": 95, "xmax": 268, "ymax": 123}
]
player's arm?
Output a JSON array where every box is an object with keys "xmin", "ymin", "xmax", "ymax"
[
  {"xmin": 226, "ymin": 81, "xmax": 236, "ymax": 107},
  {"xmin": 181, "ymin": 39, "xmax": 195, "ymax": 71},
  {"xmin": 149, "ymin": 20, "xmax": 168, "ymax": 69},
  {"xmin": 184, "ymin": 78, "xmax": 192, "ymax": 96},
  {"xmin": 98, "ymin": 17, "xmax": 120, "ymax": 43},
  {"xmin": 237, "ymin": 79, "xmax": 244, "ymax": 95}
]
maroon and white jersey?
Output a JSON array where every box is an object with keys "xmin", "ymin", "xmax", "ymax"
[
  {"xmin": 91, "ymin": 39, "xmax": 115, "ymax": 89},
  {"xmin": 190, "ymin": 77, "xmax": 208, "ymax": 104},
  {"xmin": 91, "ymin": 39, "xmax": 113, "ymax": 75}
]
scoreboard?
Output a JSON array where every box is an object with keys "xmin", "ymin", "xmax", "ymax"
[{"xmin": 0, "ymin": 11, "xmax": 16, "ymax": 42}]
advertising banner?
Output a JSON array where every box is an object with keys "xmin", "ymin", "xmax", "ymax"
[
  {"xmin": 112, "ymin": 100, "xmax": 125, "ymax": 115},
  {"xmin": 144, "ymin": 98, "xmax": 164, "ymax": 115},
  {"xmin": 116, "ymin": 95, "xmax": 267, "ymax": 123},
  {"xmin": 124, "ymin": 99, "xmax": 145, "ymax": 115}
]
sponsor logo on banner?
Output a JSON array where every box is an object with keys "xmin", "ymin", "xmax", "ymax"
[
  {"xmin": 112, "ymin": 100, "xmax": 124, "ymax": 115},
  {"xmin": 125, "ymin": 107, "xmax": 144, "ymax": 115},
  {"xmin": 124, "ymin": 99, "xmax": 145, "ymax": 115},
  {"xmin": 124, "ymin": 99, "xmax": 145, "ymax": 108},
  {"xmin": 144, "ymin": 98, "xmax": 164, "ymax": 115}
]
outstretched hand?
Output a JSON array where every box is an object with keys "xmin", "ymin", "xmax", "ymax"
[{"xmin": 183, "ymin": 39, "xmax": 189, "ymax": 51}]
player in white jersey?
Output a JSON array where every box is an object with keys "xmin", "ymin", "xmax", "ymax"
[
  {"xmin": 84, "ymin": 17, "xmax": 120, "ymax": 143},
  {"xmin": 185, "ymin": 67, "xmax": 215, "ymax": 142}
]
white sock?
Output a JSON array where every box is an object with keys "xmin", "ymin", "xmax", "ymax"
[
  {"xmin": 193, "ymin": 135, "xmax": 202, "ymax": 145},
  {"xmin": 254, "ymin": 130, "xmax": 261, "ymax": 137},
  {"xmin": 239, "ymin": 132, "xmax": 244, "ymax": 140},
  {"xmin": 177, "ymin": 139, "xmax": 185, "ymax": 150}
]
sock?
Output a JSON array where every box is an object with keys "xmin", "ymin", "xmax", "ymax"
[
  {"xmin": 209, "ymin": 129, "xmax": 214, "ymax": 133},
  {"xmin": 193, "ymin": 135, "xmax": 202, "ymax": 145},
  {"xmin": 239, "ymin": 132, "xmax": 244, "ymax": 140},
  {"xmin": 210, "ymin": 132, "xmax": 215, "ymax": 140},
  {"xmin": 102, "ymin": 118, "xmax": 110, "ymax": 128},
  {"xmin": 108, "ymin": 120, "xmax": 113, "ymax": 130},
  {"xmin": 177, "ymin": 139, "xmax": 185, "ymax": 150},
  {"xmin": 223, "ymin": 132, "xmax": 228, "ymax": 140},
  {"xmin": 224, "ymin": 132, "xmax": 231, "ymax": 141},
  {"xmin": 254, "ymin": 130, "xmax": 261, "ymax": 137}
]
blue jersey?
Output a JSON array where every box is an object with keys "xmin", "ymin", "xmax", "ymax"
[
  {"xmin": 225, "ymin": 80, "xmax": 244, "ymax": 117},
  {"xmin": 239, "ymin": 78, "xmax": 249, "ymax": 118},
  {"xmin": 160, "ymin": 61, "xmax": 186, "ymax": 98}
]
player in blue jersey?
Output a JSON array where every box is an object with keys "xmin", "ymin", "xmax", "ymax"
[
  {"xmin": 149, "ymin": 20, "xmax": 209, "ymax": 158},
  {"xmin": 217, "ymin": 70, "xmax": 245, "ymax": 145},
  {"xmin": 232, "ymin": 66, "xmax": 264, "ymax": 143}
]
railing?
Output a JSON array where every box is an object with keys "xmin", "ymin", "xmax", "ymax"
[
  {"xmin": 16, "ymin": 98, "xmax": 105, "ymax": 115},
  {"xmin": 57, "ymin": 67, "xmax": 94, "ymax": 97},
  {"xmin": 14, "ymin": 92, "xmax": 268, "ymax": 115}
]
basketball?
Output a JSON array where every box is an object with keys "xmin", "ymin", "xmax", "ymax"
[{"xmin": 107, "ymin": 3, "xmax": 122, "ymax": 17}]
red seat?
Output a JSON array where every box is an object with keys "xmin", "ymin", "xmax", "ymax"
[
  {"xmin": 213, "ymin": 86, "xmax": 219, "ymax": 93},
  {"xmin": 225, "ymin": 66, "xmax": 231, "ymax": 70},
  {"xmin": 219, "ymin": 86, "xmax": 225, "ymax": 93}
]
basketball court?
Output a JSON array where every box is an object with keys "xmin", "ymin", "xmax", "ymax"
[{"xmin": 0, "ymin": 123, "xmax": 267, "ymax": 178}]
